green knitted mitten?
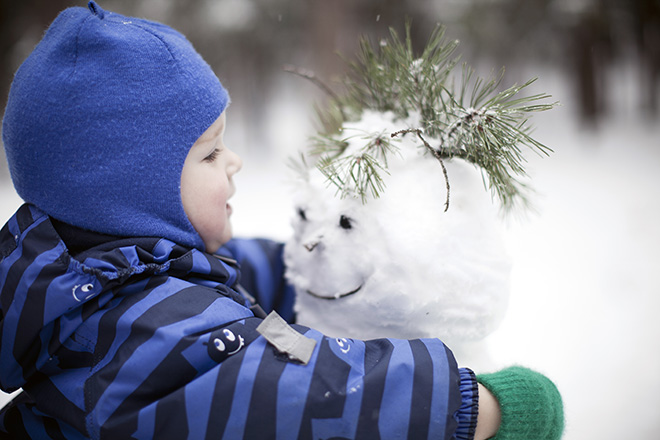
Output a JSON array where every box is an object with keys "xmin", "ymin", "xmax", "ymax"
[{"xmin": 477, "ymin": 366, "xmax": 564, "ymax": 440}]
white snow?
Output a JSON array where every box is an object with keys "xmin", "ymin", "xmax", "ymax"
[
  {"xmin": 1, "ymin": 67, "xmax": 659, "ymax": 439},
  {"xmin": 283, "ymin": 110, "xmax": 511, "ymax": 350}
]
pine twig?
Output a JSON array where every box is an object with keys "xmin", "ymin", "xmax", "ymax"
[
  {"xmin": 283, "ymin": 65, "xmax": 346, "ymax": 121},
  {"xmin": 391, "ymin": 128, "xmax": 451, "ymax": 211}
]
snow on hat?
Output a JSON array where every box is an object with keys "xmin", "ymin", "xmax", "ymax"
[{"xmin": 2, "ymin": 1, "xmax": 229, "ymax": 250}]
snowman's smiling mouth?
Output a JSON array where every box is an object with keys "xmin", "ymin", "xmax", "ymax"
[{"xmin": 306, "ymin": 284, "xmax": 363, "ymax": 300}]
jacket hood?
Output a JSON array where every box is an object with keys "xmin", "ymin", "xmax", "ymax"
[{"xmin": 0, "ymin": 204, "xmax": 242, "ymax": 393}]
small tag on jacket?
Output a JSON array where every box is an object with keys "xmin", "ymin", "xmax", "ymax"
[{"xmin": 256, "ymin": 311, "xmax": 316, "ymax": 365}]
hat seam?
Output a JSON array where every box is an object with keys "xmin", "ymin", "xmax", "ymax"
[
  {"xmin": 127, "ymin": 21, "xmax": 177, "ymax": 63},
  {"xmin": 68, "ymin": 14, "xmax": 94, "ymax": 81}
]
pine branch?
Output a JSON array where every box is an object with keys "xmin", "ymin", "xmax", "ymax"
[
  {"xmin": 291, "ymin": 22, "xmax": 558, "ymax": 211},
  {"xmin": 316, "ymin": 130, "xmax": 398, "ymax": 203}
]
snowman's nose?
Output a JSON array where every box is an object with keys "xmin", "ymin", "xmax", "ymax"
[{"xmin": 304, "ymin": 236, "xmax": 323, "ymax": 252}]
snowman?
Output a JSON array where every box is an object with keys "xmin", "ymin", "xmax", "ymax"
[
  {"xmin": 283, "ymin": 25, "xmax": 554, "ymax": 364},
  {"xmin": 284, "ymin": 110, "xmax": 511, "ymax": 354}
]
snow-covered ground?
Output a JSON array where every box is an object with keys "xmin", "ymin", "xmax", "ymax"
[{"xmin": 1, "ymin": 65, "xmax": 659, "ymax": 439}]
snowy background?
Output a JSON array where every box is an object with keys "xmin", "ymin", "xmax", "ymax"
[{"xmin": 1, "ymin": 1, "xmax": 659, "ymax": 439}]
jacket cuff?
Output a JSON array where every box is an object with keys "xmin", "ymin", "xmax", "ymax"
[{"xmin": 455, "ymin": 368, "xmax": 478, "ymax": 440}]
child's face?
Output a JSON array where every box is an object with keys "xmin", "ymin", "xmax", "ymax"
[{"xmin": 181, "ymin": 111, "xmax": 242, "ymax": 253}]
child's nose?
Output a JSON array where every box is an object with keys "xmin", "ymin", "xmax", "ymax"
[{"xmin": 227, "ymin": 149, "xmax": 243, "ymax": 175}]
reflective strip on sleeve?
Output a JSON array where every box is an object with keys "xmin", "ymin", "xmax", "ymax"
[{"xmin": 256, "ymin": 311, "xmax": 317, "ymax": 365}]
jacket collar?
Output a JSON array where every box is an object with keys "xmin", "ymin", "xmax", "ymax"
[{"xmin": 0, "ymin": 204, "xmax": 241, "ymax": 392}]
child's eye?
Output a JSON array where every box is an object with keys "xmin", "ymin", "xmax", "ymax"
[{"xmin": 203, "ymin": 148, "xmax": 220, "ymax": 163}]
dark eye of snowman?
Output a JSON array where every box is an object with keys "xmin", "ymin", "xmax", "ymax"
[
  {"xmin": 339, "ymin": 215, "xmax": 353, "ymax": 230},
  {"xmin": 297, "ymin": 208, "xmax": 307, "ymax": 221}
]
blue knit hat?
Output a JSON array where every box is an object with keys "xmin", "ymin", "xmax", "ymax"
[{"xmin": 2, "ymin": 1, "xmax": 229, "ymax": 250}]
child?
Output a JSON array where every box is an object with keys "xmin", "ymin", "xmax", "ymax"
[{"xmin": 0, "ymin": 2, "xmax": 563, "ymax": 439}]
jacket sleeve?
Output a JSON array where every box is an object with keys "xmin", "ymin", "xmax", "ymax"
[
  {"xmin": 3, "ymin": 286, "xmax": 478, "ymax": 440},
  {"xmin": 223, "ymin": 238, "xmax": 297, "ymax": 322},
  {"xmin": 87, "ymin": 306, "xmax": 478, "ymax": 440}
]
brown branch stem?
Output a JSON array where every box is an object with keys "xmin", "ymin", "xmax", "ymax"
[
  {"xmin": 283, "ymin": 65, "xmax": 346, "ymax": 121},
  {"xmin": 391, "ymin": 128, "xmax": 451, "ymax": 211}
]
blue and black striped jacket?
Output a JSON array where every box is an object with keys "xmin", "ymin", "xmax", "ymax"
[{"xmin": 0, "ymin": 204, "xmax": 477, "ymax": 439}]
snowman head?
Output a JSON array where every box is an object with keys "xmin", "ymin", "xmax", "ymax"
[
  {"xmin": 285, "ymin": 170, "xmax": 381, "ymax": 300},
  {"xmin": 284, "ymin": 112, "xmax": 511, "ymax": 341},
  {"xmin": 282, "ymin": 24, "xmax": 553, "ymax": 341}
]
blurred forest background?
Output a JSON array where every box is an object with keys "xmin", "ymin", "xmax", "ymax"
[
  {"xmin": 1, "ymin": 0, "xmax": 659, "ymax": 171},
  {"xmin": 1, "ymin": 1, "xmax": 660, "ymax": 439}
]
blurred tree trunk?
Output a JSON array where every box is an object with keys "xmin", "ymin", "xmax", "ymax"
[
  {"xmin": 1, "ymin": 0, "xmax": 75, "ymax": 110},
  {"xmin": 306, "ymin": 0, "xmax": 354, "ymax": 84},
  {"xmin": 568, "ymin": 2, "xmax": 613, "ymax": 124},
  {"xmin": 0, "ymin": 0, "xmax": 75, "ymax": 179},
  {"xmin": 634, "ymin": 0, "xmax": 660, "ymax": 115}
]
